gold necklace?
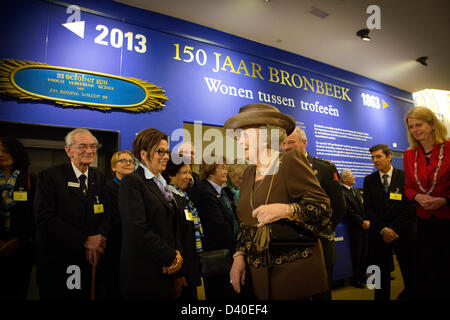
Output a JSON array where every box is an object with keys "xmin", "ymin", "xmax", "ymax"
[{"xmin": 250, "ymin": 155, "xmax": 282, "ymax": 211}]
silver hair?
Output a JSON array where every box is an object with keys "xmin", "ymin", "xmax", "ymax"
[
  {"xmin": 65, "ymin": 128, "xmax": 98, "ymax": 146},
  {"xmin": 340, "ymin": 169, "xmax": 353, "ymax": 182},
  {"xmin": 294, "ymin": 126, "xmax": 307, "ymax": 141}
]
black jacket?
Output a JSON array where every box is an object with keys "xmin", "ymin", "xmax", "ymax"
[
  {"xmin": 34, "ymin": 163, "xmax": 108, "ymax": 266},
  {"xmin": 307, "ymin": 154, "xmax": 346, "ymax": 230},
  {"xmin": 118, "ymin": 166, "xmax": 183, "ymax": 299},
  {"xmin": 196, "ymin": 180, "xmax": 237, "ymax": 255},
  {"xmin": 0, "ymin": 169, "xmax": 36, "ymax": 254},
  {"xmin": 363, "ymin": 168, "xmax": 416, "ymax": 235},
  {"xmin": 342, "ymin": 185, "xmax": 366, "ymax": 229}
]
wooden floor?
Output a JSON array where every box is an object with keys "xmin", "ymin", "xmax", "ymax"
[{"xmin": 332, "ymin": 255, "xmax": 404, "ymax": 300}]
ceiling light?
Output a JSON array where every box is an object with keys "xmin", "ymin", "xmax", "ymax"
[
  {"xmin": 356, "ymin": 29, "xmax": 371, "ymax": 41},
  {"xmin": 416, "ymin": 56, "xmax": 428, "ymax": 66}
]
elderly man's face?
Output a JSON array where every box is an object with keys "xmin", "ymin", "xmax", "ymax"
[
  {"xmin": 65, "ymin": 132, "xmax": 97, "ymax": 170},
  {"xmin": 178, "ymin": 143, "xmax": 195, "ymax": 164},
  {"xmin": 282, "ymin": 130, "xmax": 306, "ymax": 154}
]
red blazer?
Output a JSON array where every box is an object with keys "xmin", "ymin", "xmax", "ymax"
[{"xmin": 404, "ymin": 139, "xmax": 450, "ymax": 219}]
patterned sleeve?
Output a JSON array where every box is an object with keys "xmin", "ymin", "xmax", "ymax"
[{"xmin": 284, "ymin": 150, "xmax": 332, "ymax": 237}]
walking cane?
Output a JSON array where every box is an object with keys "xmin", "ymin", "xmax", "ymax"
[{"xmin": 91, "ymin": 261, "xmax": 97, "ymax": 300}]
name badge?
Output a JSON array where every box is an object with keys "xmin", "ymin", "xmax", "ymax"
[
  {"xmin": 13, "ymin": 191, "xmax": 28, "ymax": 201},
  {"xmin": 389, "ymin": 193, "xmax": 402, "ymax": 201},
  {"xmin": 184, "ymin": 209, "xmax": 193, "ymax": 221},
  {"xmin": 68, "ymin": 181, "xmax": 80, "ymax": 188},
  {"xmin": 93, "ymin": 204, "xmax": 104, "ymax": 214}
]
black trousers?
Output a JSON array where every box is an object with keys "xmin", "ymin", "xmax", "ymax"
[
  {"xmin": 348, "ymin": 226, "xmax": 368, "ymax": 284},
  {"xmin": 369, "ymin": 226, "xmax": 417, "ymax": 300},
  {"xmin": 415, "ymin": 217, "xmax": 450, "ymax": 299}
]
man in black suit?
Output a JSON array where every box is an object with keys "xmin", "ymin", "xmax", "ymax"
[
  {"xmin": 364, "ymin": 144, "xmax": 416, "ymax": 300},
  {"xmin": 34, "ymin": 128, "xmax": 109, "ymax": 300},
  {"xmin": 341, "ymin": 169, "xmax": 369, "ymax": 288},
  {"xmin": 282, "ymin": 126, "xmax": 346, "ymax": 300}
]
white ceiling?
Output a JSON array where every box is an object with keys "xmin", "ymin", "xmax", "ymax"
[{"xmin": 115, "ymin": 0, "xmax": 450, "ymax": 94}]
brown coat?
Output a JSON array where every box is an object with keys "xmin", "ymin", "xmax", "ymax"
[{"xmin": 236, "ymin": 149, "xmax": 332, "ymax": 299}]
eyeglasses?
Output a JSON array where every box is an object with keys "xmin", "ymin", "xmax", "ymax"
[
  {"xmin": 117, "ymin": 159, "xmax": 135, "ymax": 165},
  {"xmin": 155, "ymin": 148, "xmax": 171, "ymax": 157},
  {"xmin": 72, "ymin": 144, "xmax": 98, "ymax": 151}
]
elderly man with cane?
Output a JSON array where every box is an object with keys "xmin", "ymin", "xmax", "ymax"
[{"xmin": 35, "ymin": 128, "xmax": 109, "ymax": 300}]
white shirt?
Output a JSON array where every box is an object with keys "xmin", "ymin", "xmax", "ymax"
[
  {"xmin": 378, "ymin": 165, "xmax": 393, "ymax": 187},
  {"xmin": 71, "ymin": 162, "xmax": 88, "ymax": 190},
  {"xmin": 207, "ymin": 179, "xmax": 224, "ymax": 195},
  {"xmin": 139, "ymin": 163, "xmax": 169, "ymax": 188},
  {"xmin": 342, "ymin": 183, "xmax": 352, "ymax": 191}
]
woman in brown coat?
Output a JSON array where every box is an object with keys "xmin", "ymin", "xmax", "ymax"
[{"xmin": 225, "ymin": 103, "xmax": 333, "ymax": 300}]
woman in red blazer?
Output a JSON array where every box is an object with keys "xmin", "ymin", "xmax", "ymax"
[{"xmin": 403, "ymin": 106, "xmax": 450, "ymax": 299}]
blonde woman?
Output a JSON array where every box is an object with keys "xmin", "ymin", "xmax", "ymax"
[
  {"xmin": 103, "ymin": 150, "xmax": 134, "ymax": 299},
  {"xmin": 404, "ymin": 106, "xmax": 450, "ymax": 299}
]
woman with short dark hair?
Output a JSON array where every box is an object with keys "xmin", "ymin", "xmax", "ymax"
[
  {"xmin": 163, "ymin": 158, "xmax": 203, "ymax": 300},
  {"xmin": 0, "ymin": 137, "xmax": 36, "ymax": 300},
  {"xmin": 118, "ymin": 128, "xmax": 185, "ymax": 299}
]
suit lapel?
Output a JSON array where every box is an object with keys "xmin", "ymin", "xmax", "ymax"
[
  {"xmin": 137, "ymin": 167, "xmax": 172, "ymax": 211},
  {"xmin": 64, "ymin": 163, "xmax": 87, "ymax": 202},
  {"xmin": 87, "ymin": 167, "xmax": 98, "ymax": 203},
  {"xmin": 206, "ymin": 181, "xmax": 229, "ymax": 216},
  {"xmin": 389, "ymin": 168, "xmax": 401, "ymax": 194}
]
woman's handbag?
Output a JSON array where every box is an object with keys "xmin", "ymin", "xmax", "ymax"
[
  {"xmin": 269, "ymin": 220, "xmax": 317, "ymax": 245},
  {"xmin": 198, "ymin": 249, "xmax": 233, "ymax": 275}
]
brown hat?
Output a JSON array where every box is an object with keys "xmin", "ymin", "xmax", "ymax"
[{"xmin": 224, "ymin": 103, "xmax": 296, "ymax": 135}]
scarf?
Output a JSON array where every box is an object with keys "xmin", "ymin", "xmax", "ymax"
[
  {"xmin": 168, "ymin": 184, "xmax": 204, "ymax": 253},
  {"xmin": 0, "ymin": 169, "xmax": 21, "ymax": 233},
  {"xmin": 113, "ymin": 176, "xmax": 121, "ymax": 186},
  {"xmin": 227, "ymin": 179, "xmax": 240, "ymax": 205}
]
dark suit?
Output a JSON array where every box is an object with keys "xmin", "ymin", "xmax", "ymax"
[
  {"xmin": 118, "ymin": 166, "xmax": 183, "ymax": 299},
  {"xmin": 363, "ymin": 168, "xmax": 417, "ymax": 300},
  {"xmin": 307, "ymin": 154, "xmax": 346, "ymax": 300},
  {"xmin": 342, "ymin": 185, "xmax": 368, "ymax": 285},
  {"xmin": 34, "ymin": 163, "xmax": 108, "ymax": 300},
  {"xmin": 197, "ymin": 180, "xmax": 239, "ymax": 300}
]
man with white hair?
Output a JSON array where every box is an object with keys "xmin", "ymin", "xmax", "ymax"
[
  {"xmin": 35, "ymin": 128, "xmax": 109, "ymax": 300},
  {"xmin": 282, "ymin": 126, "xmax": 346, "ymax": 300},
  {"xmin": 341, "ymin": 169, "xmax": 369, "ymax": 288}
]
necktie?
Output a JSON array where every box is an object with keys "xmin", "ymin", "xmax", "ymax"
[
  {"xmin": 153, "ymin": 177, "xmax": 173, "ymax": 202},
  {"xmin": 79, "ymin": 174, "xmax": 87, "ymax": 197},
  {"xmin": 382, "ymin": 174, "xmax": 389, "ymax": 193}
]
